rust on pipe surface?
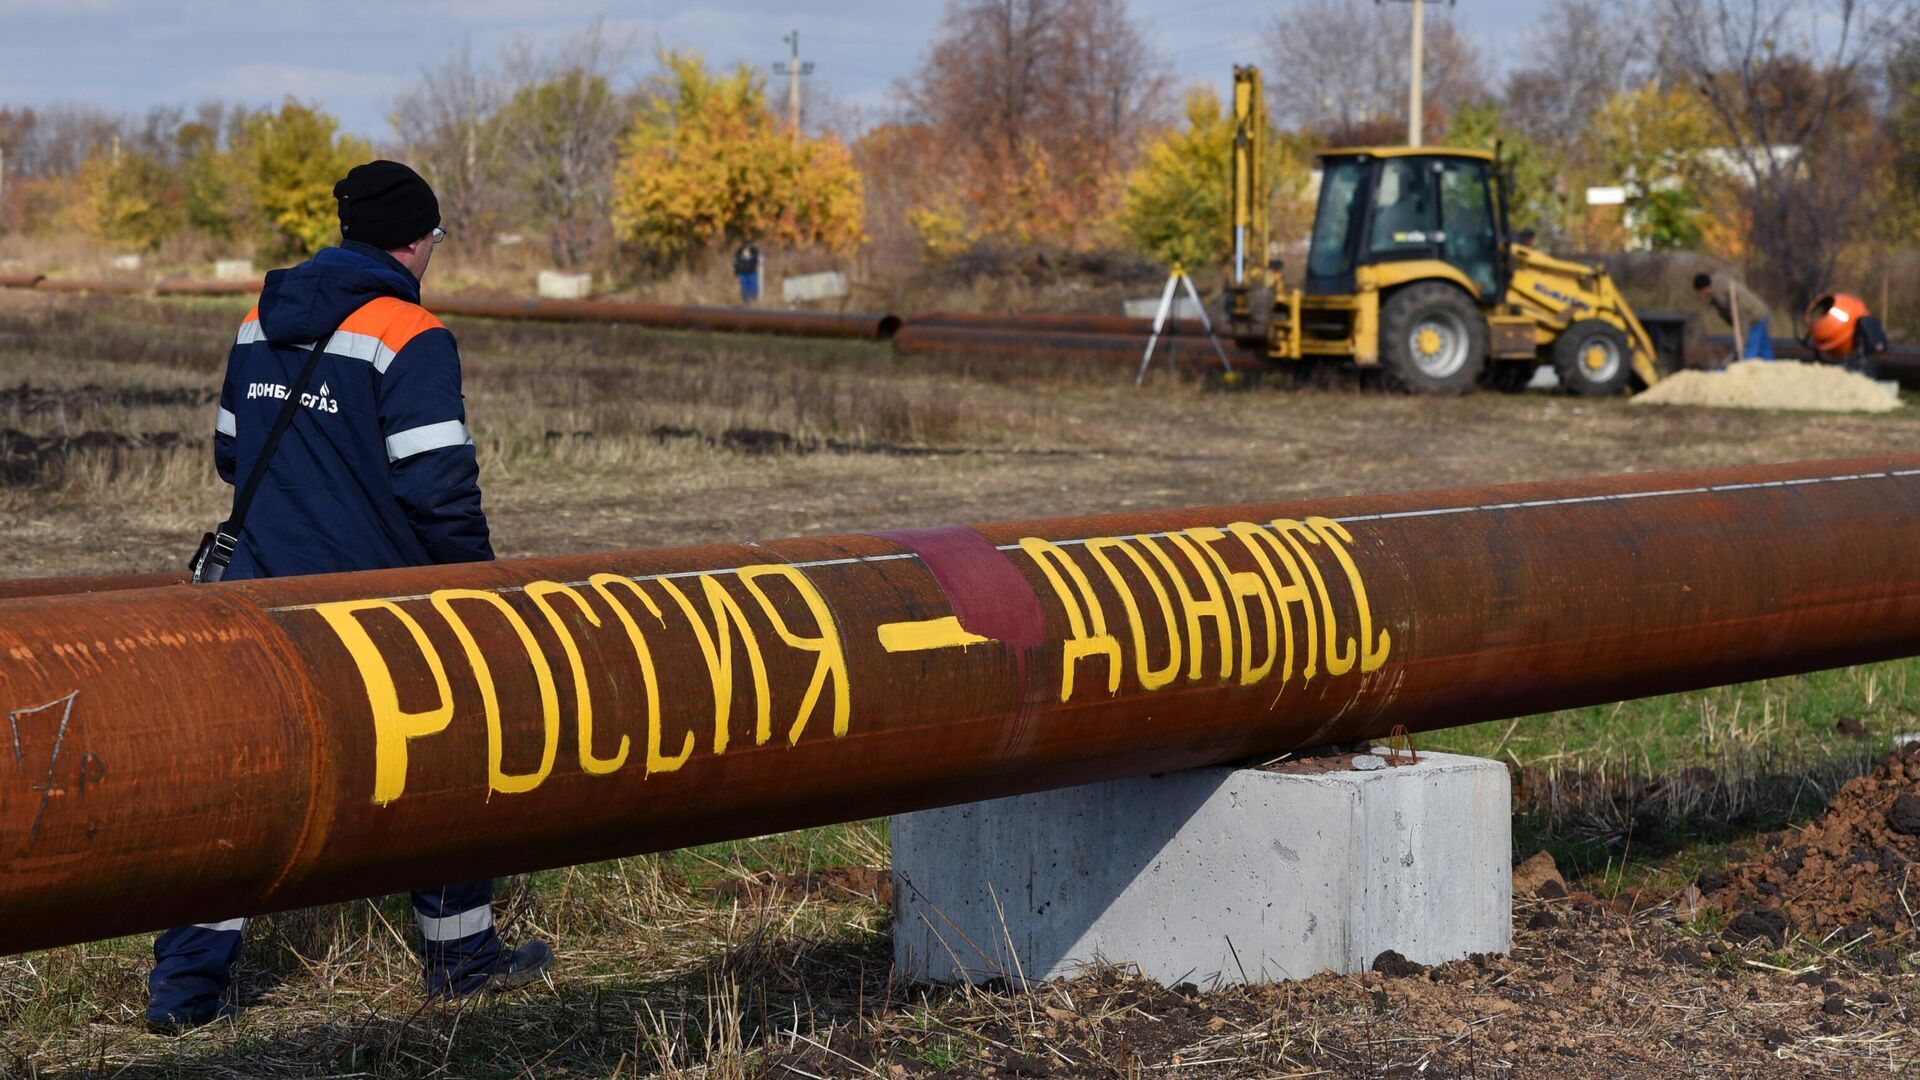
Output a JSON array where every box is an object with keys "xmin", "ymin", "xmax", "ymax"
[
  {"xmin": 1871, "ymin": 353, "xmax": 1920, "ymax": 389},
  {"xmin": 909, "ymin": 310, "xmax": 1213, "ymax": 337},
  {"xmin": 29, "ymin": 279, "xmax": 149, "ymax": 295},
  {"xmin": 0, "ymin": 272, "xmax": 899, "ymax": 340},
  {"xmin": 0, "ymin": 571, "xmax": 184, "ymax": 601},
  {"xmin": 154, "ymin": 278, "xmax": 259, "ymax": 296},
  {"xmin": 893, "ymin": 324, "xmax": 1264, "ymax": 367},
  {"xmin": 5, "ymin": 454, "xmax": 1920, "ymax": 956},
  {"xmin": 431, "ymin": 296, "xmax": 901, "ymax": 340}
]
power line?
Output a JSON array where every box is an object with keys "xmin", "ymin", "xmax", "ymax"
[{"xmin": 773, "ymin": 30, "xmax": 815, "ymax": 139}]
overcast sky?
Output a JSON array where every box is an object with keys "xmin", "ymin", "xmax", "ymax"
[{"xmin": 0, "ymin": 1, "xmax": 1545, "ymax": 140}]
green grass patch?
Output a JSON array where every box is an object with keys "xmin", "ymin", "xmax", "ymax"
[
  {"xmin": 1424, "ymin": 658, "xmax": 1916, "ymax": 884},
  {"xmin": 1423, "ymin": 658, "xmax": 1916, "ymax": 771}
]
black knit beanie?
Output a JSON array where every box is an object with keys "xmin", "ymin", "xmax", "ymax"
[{"xmin": 334, "ymin": 160, "xmax": 440, "ymax": 250}]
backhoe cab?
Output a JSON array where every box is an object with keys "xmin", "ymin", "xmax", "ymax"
[{"xmin": 1223, "ymin": 66, "xmax": 1663, "ymax": 395}]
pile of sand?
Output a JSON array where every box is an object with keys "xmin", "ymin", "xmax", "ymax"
[{"xmin": 1633, "ymin": 360, "xmax": 1901, "ymax": 413}]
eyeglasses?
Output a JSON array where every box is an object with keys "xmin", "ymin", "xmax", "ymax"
[{"xmin": 430, "ymin": 226, "xmax": 447, "ymax": 246}]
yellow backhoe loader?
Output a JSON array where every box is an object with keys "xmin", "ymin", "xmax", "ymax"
[{"xmin": 1224, "ymin": 66, "xmax": 1666, "ymax": 395}]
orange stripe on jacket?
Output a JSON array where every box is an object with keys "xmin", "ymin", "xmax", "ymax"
[{"xmin": 336, "ymin": 296, "xmax": 445, "ymax": 355}]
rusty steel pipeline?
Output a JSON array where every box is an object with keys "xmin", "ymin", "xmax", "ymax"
[
  {"xmin": 4, "ymin": 455, "xmax": 1920, "ymax": 956},
  {"xmin": 0, "ymin": 571, "xmax": 183, "ymax": 601},
  {"xmin": 154, "ymin": 278, "xmax": 260, "ymax": 296},
  {"xmin": 26, "ymin": 278, "xmax": 149, "ymax": 295},
  {"xmin": 0, "ymin": 274, "xmax": 900, "ymax": 340},
  {"xmin": 892, "ymin": 324, "xmax": 1266, "ymax": 367},
  {"xmin": 907, "ymin": 310, "xmax": 1209, "ymax": 336},
  {"xmin": 429, "ymin": 296, "xmax": 901, "ymax": 340}
]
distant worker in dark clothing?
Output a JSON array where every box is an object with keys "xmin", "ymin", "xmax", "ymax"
[
  {"xmin": 1806, "ymin": 292, "xmax": 1891, "ymax": 372},
  {"xmin": 733, "ymin": 240, "xmax": 763, "ymax": 303},
  {"xmin": 1694, "ymin": 270, "xmax": 1774, "ymax": 360},
  {"xmin": 148, "ymin": 160, "xmax": 552, "ymax": 1034}
]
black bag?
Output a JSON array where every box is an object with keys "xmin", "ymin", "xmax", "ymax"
[{"xmin": 188, "ymin": 333, "xmax": 329, "ymax": 583}]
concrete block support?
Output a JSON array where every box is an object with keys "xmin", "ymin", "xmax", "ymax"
[
  {"xmin": 537, "ymin": 270, "xmax": 593, "ymax": 299},
  {"xmin": 891, "ymin": 751, "xmax": 1510, "ymax": 987}
]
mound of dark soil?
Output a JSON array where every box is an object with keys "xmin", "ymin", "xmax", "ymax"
[
  {"xmin": 643, "ymin": 424, "xmax": 951, "ymax": 458},
  {"xmin": 0, "ymin": 381, "xmax": 214, "ymax": 413},
  {"xmin": 1, "ymin": 428, "xmax": 195, "ymax": 483},
  {"xmin": 1701, "ymin": 746, "xmax": 1920, "ymax": 940}
]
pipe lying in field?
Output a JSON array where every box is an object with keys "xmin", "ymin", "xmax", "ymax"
[
  {"xmin": 430, "ymin": 296, "xmax": 901, "ymax": 340},
  {"xmin": 25, "ymin": 278, "xmax": 148, "ymax": 295},
  {"xmin": 1870, "ymin": 353, "xmax": 1920, "ymax": 389},
  {"xmin": 0, "ymin": 274, "xmax": 900, "ymax": 341},
  {"xmin": 0, "ymin": 571, "xmax": 184, "ymax": 601},
  {"xmin": 4, "ymin": 455, "xmax": 1920, "ymax": 956},
  {"xmin": 908, "ymin": 310, "xmax": 1212, "ymax": 337},
  {"xmin": 892, "ymin": 324, "xmax": 1266, "ymax": 367},
  {"xmin": 154, "ymin": 278, "xmax": 260, "ymax": 296}
]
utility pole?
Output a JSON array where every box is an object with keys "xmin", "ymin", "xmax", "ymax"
[
  {"xmin": 1378, "ymin": 0, "xmax": 1451, "ymax": 146},
  {"xmin": 773, "ymin": 31, "xmax": 814, "ymax": 142},
  {"xmin": 1407, "ymin": 0, "xmax": 1423, "ymax": 146}
]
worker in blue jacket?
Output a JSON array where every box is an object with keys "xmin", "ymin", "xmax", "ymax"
[{"xmin": 147, "ymin": 161, "xmax": 552, "ymax": 1033}]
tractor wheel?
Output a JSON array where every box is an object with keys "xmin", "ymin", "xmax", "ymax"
[
  {"xmin": 1552, "ymin": 320, "xmax": 1633, "ymax": 396},
  {"xmin": 1378, "ymin": 284, "xmax": 1487, "ymax": 395},
  {"xmin": 1481, "ymin": 361, "xmax": 1538, "ymax": 393}
]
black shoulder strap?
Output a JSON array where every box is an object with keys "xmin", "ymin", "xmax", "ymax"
[{"xmin": 221, "ymin": 330, "xmax": 330, "ymax": 536}]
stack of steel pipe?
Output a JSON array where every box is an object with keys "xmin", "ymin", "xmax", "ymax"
[{"xmin": 3, "ymin": 454, "xmax": 1919, "ymax": 955}]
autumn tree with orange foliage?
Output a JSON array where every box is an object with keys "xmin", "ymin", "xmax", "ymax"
[
  {"xmin": 896, "ymin": 0, "xmax": 1171, "ymax": 254},
  {"xmin": 851, "ymin": 121, "xmax": 948, "ymax": 271},
  {"xmin": 610, "ymin": 51, "xmax": 864, "ymax": 265}
]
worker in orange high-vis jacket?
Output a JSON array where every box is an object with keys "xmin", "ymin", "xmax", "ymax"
[{"xmin": 148, "ymin": 161, "xmax": 552, "ymax": 1034}]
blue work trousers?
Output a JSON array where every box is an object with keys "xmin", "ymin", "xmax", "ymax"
[
  {"xmin": 147, "ymin": 880, "xmax": 501, "ymax": 1025},
  {"xmin": 738, "ymin": 270, "xmax": 759, "ymax": 303},
  {"xmin": 1742, "ymin": 318, "xmax": 1775, "ymax": 360}
]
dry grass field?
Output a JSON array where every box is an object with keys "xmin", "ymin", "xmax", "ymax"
[{"xmin": 3, "ymin": 289, "xmax": 1920, "ymax": 1077}]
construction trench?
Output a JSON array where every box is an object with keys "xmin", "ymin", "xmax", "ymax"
[{"xmin": 1, "ymin": 454, "xmax": 1918, "ymax": 958}]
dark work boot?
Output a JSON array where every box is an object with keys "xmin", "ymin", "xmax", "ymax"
[
  {"xmin": 438, "ymin": 940, "xmax": 553, "ymax": 1001},
  {"xmin": 145, "ymin": 1001, "xmax": 239, "ymax": 1036},
  {"xmin": 480, "ymin": 941, "xmax": 553, "ymax": 994}
]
